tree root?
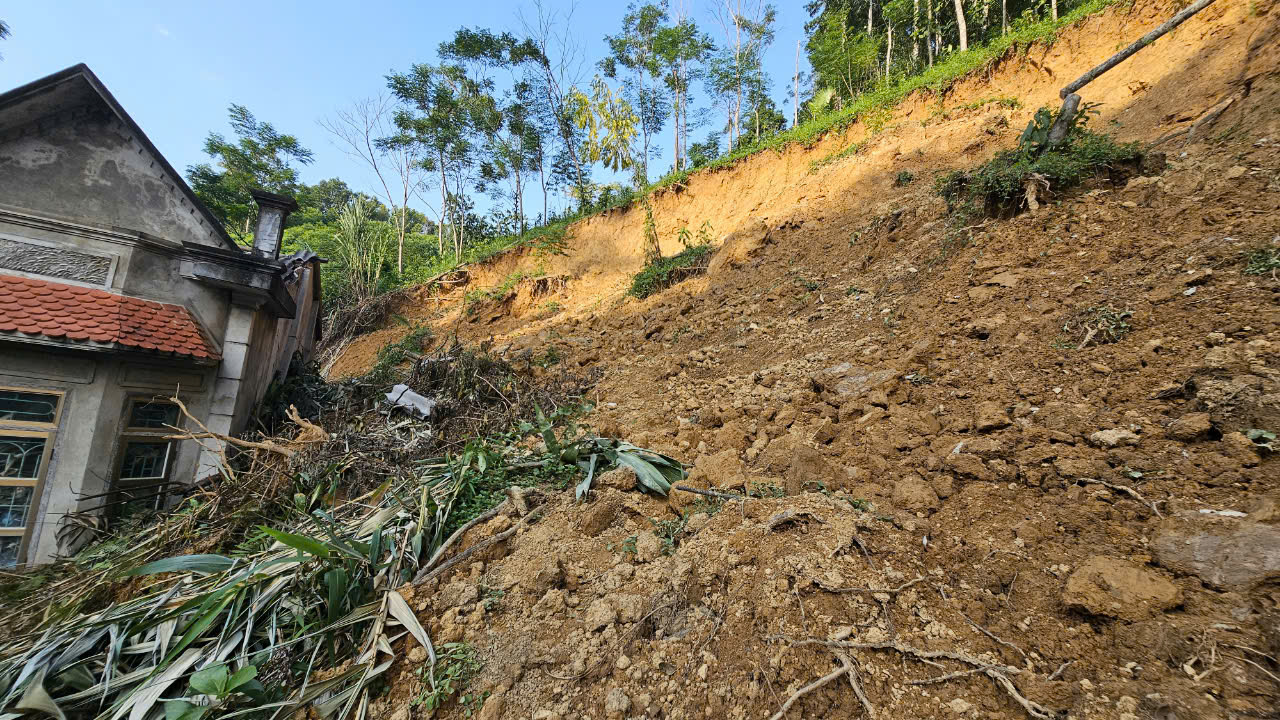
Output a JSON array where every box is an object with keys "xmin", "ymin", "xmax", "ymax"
[{"xmin": 770, "ymin": 633, "xmax": 1060, "ymax": 720}]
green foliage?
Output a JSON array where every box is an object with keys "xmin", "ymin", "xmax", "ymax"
[
  {"xmin": 413, "ymin": 643, "xmax": 483, "ymax": 712},
  {"xmin": 1059, "ymin": 305, "xmax": 1134, "ymax": 347},
  {"xmin": 1244, "ymin": 247, "xmax": 1280, "ymax": 275},
  {"xmin": 748, "ymin": 481, "xmax": 786, "ymax": 499},
  {"xmin": 334, "ymin": 197, "xmax": 394, "ymax": 303},
  {"xmin": 629, "ymin": 243, "xmax": 714, "ymax": 299},
  {"xmin": 1245, "ymin": 429, "xmax": 1277, "ymax": 453},
  {"xmin": 367, "ymin": 325, "xmax": 434, "ymax": 386},
  {"xmin": 608, "ymin": 535, "xmax": 639, "ymax": 559},
  {"xmin": 186, "ymin": 104, "xmax": 314, "ymax": 241},
  {"xmin": 895, "ymin": 170, "xmax": 915, "ymax": 186},
  {"xmin": 568, "ymin": 76, "xmax": 640, "ymax": 174},
  {"xmin": 936, "ymin": 127, "xmax": 1141, "ymax": 218}
]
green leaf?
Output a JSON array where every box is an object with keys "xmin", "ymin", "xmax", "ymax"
[
  {"xmin": 575, "ymin": 453, "xmax": 599, "ymax": 502},
  {"xmin": 164, "ymin": 700, "xmax": 208, "ymax": 720},
  {"xmin": 325, "ymin": 568, "xmax": 349, "ymax": 624},
  {"xmin": 126, "ymin": 555, "xmax": 236, "ymax": 576},
  {"xmin": 226, "ymin": 665, "xmax": 258, "ymax": 693},
  {"xmin": 615, "ymin": 453, "xmax": 672, "ymax": 496},
  {"xmin": 260, "ymin": 527, "xmax": 330, "ymax": 558},
  {"xmin": 189, "ymin": 664, "xmax": 229, "ymax": 697}
]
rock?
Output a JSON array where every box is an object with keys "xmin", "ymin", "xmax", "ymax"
[
  {"xmin": 964, "ymin": 314, "xmax": 1006, "ymax": 340},
  {"xmin": 949, "ymin": 698, "xmax": 974, "ymax": 713},
  {"xmin": 825, "ymin": 367, "xmax": 898, "ymax": 400},
  {"xmin": 584, "ymin": 598, "xmax": 618, "ymax": 631},
  {"xmin": 1062, "ymin": 556, "xmax": 1182, "ymax": 620},
  {"xmin": 892, "ymin": 474, "xmax": 940, "ymax": 513},
  {"xmin": 1152, "ymin": 511, "xmax": 1280, "ymax": 590},
  {"xmin": 532, "ymin": 711, "xmax": 562, "ymax": 720},
  {"xmin": 686, "ymin": 512, "xmax": 710, "ymax": 531},
  {"xmin": 1220, "ymin": 431, "xmax": 1261, "ymax": 467},
  {"xmin": 974, "ymin": 401, "xmax": 1010, "ymax": 432},
  {"xmin": 786, "ymin": 444, "xmax": 835, "ymax": 495},
  {"xmin": 944, "ymin": 452, "xmax": 993, "ymax": 481},
  {"xmin": 1167, "ymin": 412, "xmax": 1212, "ymax": 442},
  {"xmin": 708, "ymin": 218, "xmax": 771, "ymax": 274},
  {"xmin": 597, "ymin": 465, "xmax": 637, "ymax": 490},
  {"xmin": 578, "ymin": 499, "xmax": 617, "ymax": 536},
  {"xmin": 407, "ymin": 646, "xmax": 427, "ymax": 663},
  {"xmin": 613, "ymin": 594, "xmax": 648, "ymax": 623},
  {"xmin": 689, "ymin": 448, "xmax": 747, "ymax": 490},
  {"xmin": 813, "ymin": 418, "xmax": 839, "ymax": 445},
  {"xmin": 1225, "ymin": 165, "xmax": 1248, "ymax": 179},
  {"xmin": 1089, "ymin": 428, "xmax": 1140, "ymax": 448},
  {"xmin": 604, "ymin": 687, "xmax": 632, "ymax": 716},
  {"xmin": 633, "ymin": 531, "xmax": 662, "ymax": 563},
  {"xmin": 477, "ymin": 693, "xmax": 505, "ymax": 720},
  {"xmin": 520, "ymin": 555, "xmax": 564, "ymax": 595}
]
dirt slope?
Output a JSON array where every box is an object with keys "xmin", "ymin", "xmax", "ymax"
[{"xmin": 346, "ymin": 1, "xmax": 1280, "ymax": 718}]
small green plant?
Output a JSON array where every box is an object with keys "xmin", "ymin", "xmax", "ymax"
[
  {"xmin": 697, "ymin": 220, "xmax": 715, "ymax": 245},
  {"xmin": 798, "ymin": 277, "xmax": 820, "ymax": 292},
  {"xmin": 608, "ymin": 534, "xmax": 639, "ymax": 559},
  {"xmin": 749, "ymin": 481, "xmax": 786, "ymax": 499},
  {"xmin": 1063, "ymin": 305, "xmax": 1134, "ymax": 346},
  {"xmin": 1245, "ymin": 429, "xmax": 1277, "ymax": 453},
  {"xmin": 845, "ymin": 285, "xmax": 865, "ymax": 297},
  {"xmin": 1244, "ymin": 247, "xmax": 1280, "ymax": 275},
  {"xmin": 629, "ymin": 243, "xmax": 714, "ymax": 299},
  {"xmin": 904, "ymin": 372, "xmax": 934, "ymax": 385},
  {"xmin": 164, "ymin": 663, "xmax": 262, "ymax": 720},
  {"xmin": 895, "ymin": 170, "xmax": 915, "ymax": 186},
  {"xmin": 533, "ymin": 346, "xmax": 562, "ymax": 368},
  {"xmin": 651, "ymin": 517, "xmax": 685, "ymax": 555},
  {"xmin": 480, "ymin": 586, "xmax": 505, "ymax": 612},
  {"xmin": 677, "ymin": 224, "xmax": 693, "ymax": 249},
  {"xmin": 414, "ymin": 643, "xmax": 483, "ymax": 712},
  {"xmin": 846, "ymin": 497, "xmax": 872, "ymax": 511},
  {"xmin": 641, "ymin": 197, "xmax": 662, "ymax": 264}
]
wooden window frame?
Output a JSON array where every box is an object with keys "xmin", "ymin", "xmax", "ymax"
[
  {"xmin": 109, "ymin": 397, "xmax": 183, "ymax": 516},
  {"xmin": 0, "ymin": 386, "xmax": 65, "ymax": 429},
  {"xmin": 0, "ymin": 386, "xmax": 63, "ymax": 567}
]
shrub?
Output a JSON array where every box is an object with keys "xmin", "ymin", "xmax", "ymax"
[
  {"xmin": 937, "ymin": 124, "xmax": 1142, "ymax": 219},
  {"xmin": 895, "ymin": 170, "xmax": 915, "ymax": 186},
  {"xmin": 628, "ymin": 244, "xmax": 714, "ymax": 299},
  {"xmin": 1244, "ymin": 247, "xmax": 1280, "ymax": 275}
]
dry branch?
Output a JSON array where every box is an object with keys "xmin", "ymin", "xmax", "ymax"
[{"xmin": 768, "ymin": 658, "xmax": 853, "ymax": 720}]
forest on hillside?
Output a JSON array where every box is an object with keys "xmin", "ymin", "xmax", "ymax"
[{"xmin": 140, "ymin": 0, "xmax": 1095, "ymax": 311}]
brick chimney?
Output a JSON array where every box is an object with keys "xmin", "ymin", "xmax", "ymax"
[{"xmin": 250, "ymin": 189, "xmax": 298, "ymax": 259}]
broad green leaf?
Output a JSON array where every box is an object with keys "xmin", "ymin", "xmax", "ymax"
[
  {"xmin": 125, "ymin": 555, "xmax": 236, "ymax": 577},
  {"xmin": 260, "ymin": 527, "xmax": 330, "ymax": 558},
  {"xmin": 615, "ymin": 453, "xmax": 672, "ymax": 496},
  {"xmin": 189, "ymin": 664, "xmax": 228, "ymax": 697},
  {"xmin": 164, "ymin": 700, "xmax": 208, "ymax": 720},
  {"xmin": 226, "ymin": 665, "xmax": 258, "ymax": 692}
]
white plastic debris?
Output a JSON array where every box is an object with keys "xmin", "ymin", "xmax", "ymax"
[
  {"xmin": 385, "ymin": 384, "xmax": 436, "ymax": 419},
  {"xmin": 1198, "ymin": 508, "xmax": 1247, "ymax": 518}
]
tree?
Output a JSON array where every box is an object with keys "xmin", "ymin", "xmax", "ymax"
[
  {"xmin": 332, "ymin": 197, "xmax": 392, "ymax": 304},
  {"xmin": 567, "ymin": 76, "xmax": 640, "ymax": 178},
  {"xmin": 186, "ymin": 104, "xmax": 315, "ymax": 242},
  {"xmin": 709, "ymin": 1, "xmax": 777, "ymax": 149},
  {"xmin": 321, "ymin": 96, "xmax": 429, "ymax": 274},
  {"xmin": 654, "ymin": 10, "xmax": 713, "ymax": 172},
  {"xmin": 386, "ymin": 63, "xmax": 483, "ymax": 259},
  {"xmin": 294, "ymin": 178, "xmax": 356, "ymax": 225},
  {"xmin": 601, "ymin": 2, "xmax": 671, "ymax": 185},
  {"xmin": 0, "ymin": 19, "xmax": 10, "ymax": 60},
  {"xmin": 520, "ymin": 0, "xmax": 591, "ymax": 210},
  {"xmin": 953, "ymin": 0, "xmax": 968, "ymax": 52}
]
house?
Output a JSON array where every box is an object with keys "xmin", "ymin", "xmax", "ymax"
[{"xmin": 0, "ymin": 65, "xmax": 324, "ymax": 568}]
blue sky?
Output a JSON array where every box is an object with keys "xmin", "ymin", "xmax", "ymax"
[{"xmin": 1, "ymin": 1, "xmax": 812, "ymax": 222}]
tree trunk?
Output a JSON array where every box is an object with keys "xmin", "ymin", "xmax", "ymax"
[
  {"xmin": 953, "ymin": 0, "xmax": 968, "ymax": 52},
  {"xmin": 927, "ymin": 0, "xmax": 935, "ymax": 66},
  {"xmin": 868, "ymin": 1, "xmax": 874, "ymax": 34},
  {"xmin": 1002, "ymin": 0, "xmax": 1008, "ymax": 34},
  {"xmin": 913, "ymin": 0, "xmax": 921, "ymax": 61},
  {"xmin": 885, "ymin": 21, "xmax": 893, "ymax": 81},
  {"xmin": 793, "ymin": 39, "xmax": 800, "ymax": 127},
  {"xmin": 1051, "ymin": 0, "xmax": 1058, "ymax": 21}
]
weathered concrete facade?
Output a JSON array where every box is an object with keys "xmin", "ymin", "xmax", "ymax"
[{"xmin": 0, "ymin": 65, "xmax": 322, "ymax": 567}]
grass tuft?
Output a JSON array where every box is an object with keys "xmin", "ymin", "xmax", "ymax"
[{"xmin": 629, "ymin": 244, "xmax": 715, "ymax": 299}]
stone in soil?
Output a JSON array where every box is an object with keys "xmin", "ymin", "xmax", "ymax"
[
  {"xmin": 1062, "ymin": 555, "xmax": 1182, "ymax": 621},
  {"xmin": 1152, "ymin": 511, "xmax": 1280, "ymax": 590}
]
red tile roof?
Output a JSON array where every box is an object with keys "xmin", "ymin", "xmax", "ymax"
[{"xmin": 0, "ymin": 274, "xmax": 220, "ymax": 361}]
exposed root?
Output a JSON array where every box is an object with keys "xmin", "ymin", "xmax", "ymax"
[
  {"xmin": 1080, "ymin": 479, "xmax": 1163, "ymax": 518},
  {"xmin": 767, "ymin": 657, "xmax": 854, "ymax": 720}
]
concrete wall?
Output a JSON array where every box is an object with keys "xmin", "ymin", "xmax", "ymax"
[
  {"xmin": 0, "ymin": 108, "xmax": 228, "ymax": 249},
  {"xmin": 0, "ymin": 344, "xmax": 214, "ymax": 564}
]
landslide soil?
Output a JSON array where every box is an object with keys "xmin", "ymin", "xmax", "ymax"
[{"xmin": 346, "ymin": 1, "xmax": 1280, "ymax": 718}]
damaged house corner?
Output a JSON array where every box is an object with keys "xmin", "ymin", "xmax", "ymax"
[{"xmin": 0, "ymin": 64, "xmax": 325, "ymax": 568}]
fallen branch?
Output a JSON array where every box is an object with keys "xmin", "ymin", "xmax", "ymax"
[
  {"xmin": 838, "ymin": 651, "xmax": 877, "ymax": 718},
  {"xmin": 907, "ymin": 666, "xmax": 998, "ymax": 685},
  {"xmin": 1047, "ymin": 661, "xmax": 1072, "ymax": 681},
  {"xmin": 673, "ymin": 484, "xmax": 745, "ymax": 501}
]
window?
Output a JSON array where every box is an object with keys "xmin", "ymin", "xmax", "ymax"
[
  {"xmin": 0, "ymin": 390, "xmax": 61, "ymax": 425},
  {"xmin": 0, "ymin": 387, "xmax": 61, "ymax": 568},
  {"xmin": 111, "ymin": 399, "xmax": 181, "ymax": 518}
]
